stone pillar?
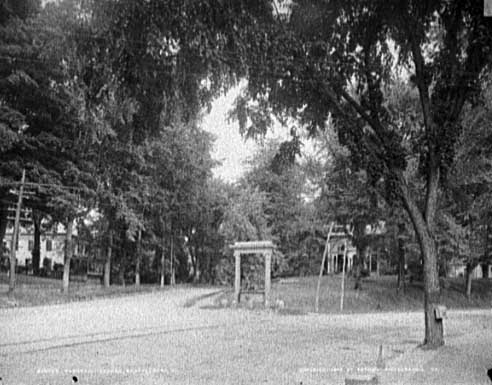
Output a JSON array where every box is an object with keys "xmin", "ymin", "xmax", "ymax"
[{"xmin": 234, "ymin": 251, "xmax": 241, "ymax": 305}]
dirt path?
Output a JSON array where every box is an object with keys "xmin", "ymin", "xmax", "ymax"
[{"xmin": 1, "ymin": 287, "xmax": 491, "ymax": 385}]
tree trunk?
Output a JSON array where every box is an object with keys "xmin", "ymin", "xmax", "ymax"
[
  {"xmin": 191, "ymin": 244, "xmax": 200, "ymax": 283},
  {"xmin": 160, "ymin": 240, "xmax": 166, "ymax": 287},
  {"xmin": 170, "ymin": 235, "xmax": 175, "ymax": 285},
  {"xmin": 400, "ymin": 177, "xmax": 444, "ymax": 348},
  {"xmin": 104, "ymin": 230, "xmax": 112, "ymax": 288},
  {"xmin": 353, "ymin": 247, "xmax": 365, "ymax": 290},
  {"xmin": 199, "ymin": 243, "xmax": 206, "ymax": 283},
  {"xmin": 353, "ymin": 223, "xmax": 366, "ymax": 291},
  {"xmin": 465, "ymin": 262, "xmax": 477, "ymax": 299},
  {"xmin": 465, "ymin": 266, "xmax": 472, "ymax": 299},
  {"xmin": 376, "ymin": 249, "xmax": 380, "ymax": 277},
  {"xmin": 135, "ymin": 229, "xmax": 141, "ymax": 286},
  {"xmin": 368, "ymin": 248, "xmax": 372, "ymax": 276},
  {"xmin": 119, "ymin": 268, "xmax": 125, "ymax": 286},
  {"xmin": 62, "ymin": 218, "xmax": 74, "ymax": 293},
  {"xmin": 119, "ymin": 245, "xmax": 126, "ymax": 287},
  {"xmin": 397, "ymin": 223, "xmax": 406, "ymax": 293},
  {"xmin": 0, "ymin": 200, "xmax": 8, "ymax": 253},
  {"xmin": 420, "ymin": 233, "xmax": 444, "ymax": 348},
  {"xmin": 32, "ymin": 210, "xmax": 42, "ymax": 275}
]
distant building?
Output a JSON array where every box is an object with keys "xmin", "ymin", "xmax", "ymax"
[
  {"xmin": 447, "ymin": 258, "xmax": 492, "ymax": 279},
  {"xmin": 325, "ymin": 225, "xmax": 356, "ymax": 273},
  {"xmin": 4, "ymin": 223, "xmax": 76, "ymax": 269},
  {"xmin": 324, "ymin": 222, "xmax": 386, "ymax": 275}
]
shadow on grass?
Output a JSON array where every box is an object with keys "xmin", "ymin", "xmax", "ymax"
[
  {"xmin": 182, "ymin": 289, "xmax": 227, "ymax": 308},
  {"xmin": 0, "ymin": 280, "xmax": 165, "ymax": 309}
]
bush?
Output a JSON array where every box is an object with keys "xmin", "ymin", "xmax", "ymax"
[{"xmin": 214, "ymin": 257, "xmax": 234, "ymax": 285}]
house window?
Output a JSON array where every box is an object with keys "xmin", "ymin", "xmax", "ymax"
[
  {"xmin": 28, "ymin": 240, "xmax": 34, "ymax": 251},
  {"xmin": 46, "ymin": 239, "xmax": 52, "ymax": 252}
]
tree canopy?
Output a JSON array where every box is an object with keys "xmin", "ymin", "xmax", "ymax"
[{"xmin": 230, "ymin": 0, "xmax": 492, "ymax": 348}]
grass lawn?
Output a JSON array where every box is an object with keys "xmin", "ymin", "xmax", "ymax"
[
  {"xmin": 221, "ymin": 274, "xmax": 492, "ymax": 314},
  {"xmin": 3, "ymin": 272, "xmax": 492, "ymax": 312},
  {"xmin": 0, "ymin": 272, "xmax": 164, "ymax": 308}
]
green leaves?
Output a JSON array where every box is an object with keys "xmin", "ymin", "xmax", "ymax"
[
  {"xmin": 0, "ymin": 0, "xmax": 40, "ymax": 25},
  {"xmin": 219, "ymin": 186, "xmax": 271, "ymax": 244}
]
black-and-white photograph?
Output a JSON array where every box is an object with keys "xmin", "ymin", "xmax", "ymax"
[{"xmin": 1, "ymin": 1, "xmax": 492, "ymax": 384}]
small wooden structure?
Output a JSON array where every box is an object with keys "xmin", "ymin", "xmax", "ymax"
[{"xmin": 230, "ymin": 241, "xmax": 275, "ymax": 307}]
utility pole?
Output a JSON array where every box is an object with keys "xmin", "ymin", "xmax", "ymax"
[
  {"xmin": 9, "ymin": 169, "xmax": 26, "ymax": 294},
  {"xmin": 315, "ymin": 221, "xmax": 334, "ymax": 312}
]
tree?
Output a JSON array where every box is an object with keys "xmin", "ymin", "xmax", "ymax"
[
  {"xmin": 59, "ymin": 0, "xmax": 272, "ymax": 286},
  {"xmin": 241, "ymin": 138, "xmax": 313, "ymax": 274},
  {"xmin": 0, "ymin": 1, "xmax": 98, "ymax": 286},
  {"xmin": 2, "ymin": 0, "xmax": 272, "ymax": 288},
  {"xmin": 0, "ymin": 0, "xmax": 39, "ymax": 25},
  {"xmin": 311, "ymin": 129, "xmax": 386, "ymax": 289},
  {"xmin": 217, "ymin": 184, "xmax": 272, "ymax": 285},
  {"xmin": 232, "ymin": 0, "xmax": 492, "ymax": 348},
  {"xmin": 443, "ymin": 79, "xmax": 492, "ymax": 298}
]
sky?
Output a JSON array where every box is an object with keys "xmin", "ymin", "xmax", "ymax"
[{"xmin": 202, "ymin": 86, "xmax": 292, "ymax": 183}]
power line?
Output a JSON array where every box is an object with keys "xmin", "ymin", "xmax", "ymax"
[{"xmin": 1, "ymin": 181, "xmax": 86, "ymax": 191}]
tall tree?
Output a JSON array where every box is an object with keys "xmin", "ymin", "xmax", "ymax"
[
  {"xmin": 0, "ymin": 0, "xmax": 97, "ymax": 277},
  {"xmin": 443, "ymin": 79, "xmax": 492, "ymax": 297},
  {"xmin": 233, "ymin": 0, "xmax": 492, "ymax": 348},
  {"xmin": 242, "ymin": 138, "xmax": 311, "ymax": 269}
]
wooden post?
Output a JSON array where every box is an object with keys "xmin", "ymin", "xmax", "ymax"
[
  {"xmin": 315, "ymin": 222, "xmax": 334, "ymax": 312},
  {"xmin": 340, "ymin": 239, "xmax": 347, "ymax": 311},
  {"xmin": 234, "ymin": 251, "xmax": 241, "ymax": 305},
  {"xmin": 264, "ymin": 250, "xmax": 272, "ymax": 307},
  {"xmin": 9, "ymin": 169, "xmax": 26, "ymax": 294}
]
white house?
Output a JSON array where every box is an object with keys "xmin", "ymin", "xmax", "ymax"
[
  {"xmin": 448, "ymin": 259, "xmax": 492, "ymax": 279},
  {"xmin": 325, "ymin": 225, "xmax": 357, "ymax": 273},
  {"xmin": 324, "ymin": 222, "xmax": 386, "ymax": 274},
  {"xmin": 4, "ymin": 223, "xmax": 76, "ymax": 269}
]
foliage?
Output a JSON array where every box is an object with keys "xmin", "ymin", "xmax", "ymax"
[
  {"xmin": 0, "ymin": 0, "xmax": 98, "ymax": 255},
  {"xmin": 227, "ymin": 0, "xmax": 492, "ymax": 347},
  {"xmin": 219, "ymin": 186, "xmax": 271, "ymax": 244},
  {"xmin": 439, "ymin": 80, "xmax": 492, "ymax": 275}
]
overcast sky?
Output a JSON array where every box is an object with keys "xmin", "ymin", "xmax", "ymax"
[{"xmin": 202, "ymin": 86, "xmax": 292, "ymax": 183}]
